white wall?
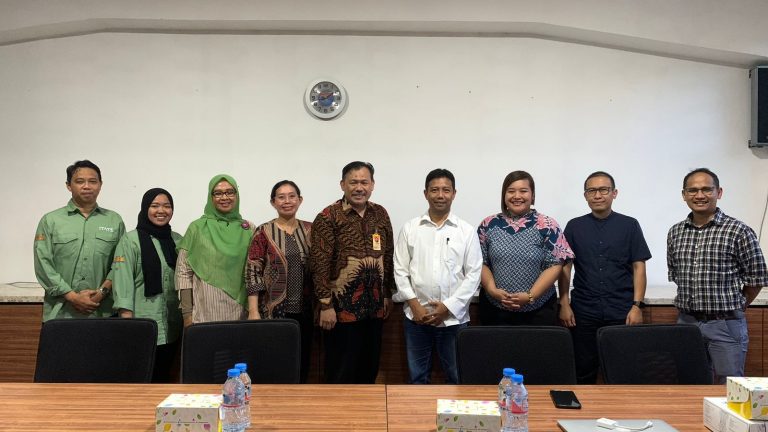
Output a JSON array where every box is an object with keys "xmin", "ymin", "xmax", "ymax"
[
  {"xmin": 1, "ymin": 2, "xmax": 767, "ymax": 287},
  {"xmin": 2, "ymin": 0, "xmax": 768, "ymax": 60}
]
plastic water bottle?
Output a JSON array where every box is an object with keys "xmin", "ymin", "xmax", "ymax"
[
  {"xmin": 234, "ymin": 363, "xmax": 252, "ymax": 429},
  {"xmin": 221, "ymin": 368, "xmax": 247, "ymax": 432},
  {"xmin": 498, "ymin": 368, "xmax": 515, "ymax": 413},
  {"xmin": 502, "ymin": 373, "xmax": 528, "ymax": 432}
]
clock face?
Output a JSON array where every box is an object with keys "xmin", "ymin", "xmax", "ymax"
[{"xmin": 305, "ymin": 80, "xmax": 347, "ymax": 120}]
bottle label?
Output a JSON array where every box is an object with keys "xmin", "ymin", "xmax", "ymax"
[
  {"xmin": 509, "ymin": 396, "xmax": 528, "ymax": 414},
  {"xmin": 510, "ymin": 403, "xmax": 527, "ymax": 414}
]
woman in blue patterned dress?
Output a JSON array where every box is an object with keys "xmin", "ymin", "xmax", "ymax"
[{"xmin": 477, "ymin": 170, "xmax": 574, "ymax": 325}]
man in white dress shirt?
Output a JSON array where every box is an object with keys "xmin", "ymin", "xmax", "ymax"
[{"xmin": 393, "ymin": 168, "xmax": 483, "ymax": 384}]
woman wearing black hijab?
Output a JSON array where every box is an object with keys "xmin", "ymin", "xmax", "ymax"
[{"xmin": 112, "ymin": 188, "xmax": 182, "ymax": 383}]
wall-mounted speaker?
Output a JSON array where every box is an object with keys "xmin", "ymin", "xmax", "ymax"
[{"xmin": 750, "ymin": 66, "xmax": 768, "ymax": 148}]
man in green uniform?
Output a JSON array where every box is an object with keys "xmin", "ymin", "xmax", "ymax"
[{"xmin": 34, "ymin": 160, "xmax": 125, "ymax": 321}]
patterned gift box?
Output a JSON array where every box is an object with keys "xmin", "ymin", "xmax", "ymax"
[
  {"xmin": 436, "ymin": 399, "xmax": 501, "ymax": 432},
  {"xmin": 705, "ymin": 397, "xmax": 768, "ymax": 432},
  {"xmin": 155, "ymin": 393, "xmax": 222, "ymax": 432},
  {"xmin": 727, "ymin": 377, "xmax": 768, "ymax": 420}
]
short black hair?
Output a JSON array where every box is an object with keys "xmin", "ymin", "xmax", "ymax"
[
  {"xmin": 584, "ymin": 171, "xmax": 615, "ymax": 190},
  {"xmin": 270, "ymin": 180, "xmax": 301, "ymax": 201},
  {"xmin": 683, "ymin": 167, "xmax": 720, "ymax": 189},
  {"xmin": 341, "ymin": 161, "xmax": 374, "ymax": 181},
  {"xmin": 66, "ymin": 160, "xmax": 102, "ymax": 184},
  {"xmin": 501, "ymin": 170, "xmax": 535, "ymax": 213},
  {"xmin": 424, "ymin": 168, "xmax": 455, "ymax": 190}
]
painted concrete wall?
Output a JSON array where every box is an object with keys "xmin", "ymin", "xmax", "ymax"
[{"xmin": 1, "ymin": 2, "xmax": 766, "ymax": 287}]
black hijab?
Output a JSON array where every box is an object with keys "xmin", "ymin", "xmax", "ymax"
[{"xmin": 137, "ymin": 188, "xmax": 178, "ymax": 297}]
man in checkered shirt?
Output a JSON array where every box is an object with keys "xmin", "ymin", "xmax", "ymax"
[{"xmin": 667, "ymin": 168, "xmax": 768, "ymax": 384}]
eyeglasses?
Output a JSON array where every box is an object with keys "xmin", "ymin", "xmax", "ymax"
[
  {"xmin": 584, "ymin": 187, "xmax": 612, "ymax": 197},
  {"xmin": 684, "ymin": 187, "xmax": 716, "ymax": 196},
  {"xmin": 212, "ymin": 190, "xmax": 237, "ymax": 199},
  {"xmin": 274, "ymin": 194, "xmax": 299, "ymax": 202}
]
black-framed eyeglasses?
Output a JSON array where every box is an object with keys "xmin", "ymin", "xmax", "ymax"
[
  {"xmin": 212, "ymin": 190, "xmax": 237, "ymax": 199},
  {"xmin": 584, "ymin": 187, "xmax": 612, "ymax": 197},
  {"xmin": 683, "ymin": 187, "xmax": 716, "ymax": 196}
]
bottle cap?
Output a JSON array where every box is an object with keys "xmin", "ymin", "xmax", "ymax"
[
  {"xmin": 235, "ymin": 363, "xmax": 247, "ymax": 371},
  {"xmin": 227, "ymin": 368, "xmax": 241, "ymax": 378},
  {"xmin": 512, "ymin": 373, "xmax": 524, "ymax": 383},
  {"xmin": 503, "ymin": 368, "xmax": 516, "ymax": 376}
]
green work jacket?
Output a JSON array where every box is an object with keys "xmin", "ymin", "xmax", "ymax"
[
  {"xmin": 111, "ymin": 230, "xmax": 183, "ymax": 345},
  {"xmin": 34, "ymin": 200, "xmax": 125, "ymax": 321}
]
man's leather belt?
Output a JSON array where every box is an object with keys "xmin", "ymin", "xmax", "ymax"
[{"xmin": 685, "ymin": 310, "xmax": 739, "ymax": 321}]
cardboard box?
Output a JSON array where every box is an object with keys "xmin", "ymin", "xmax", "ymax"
[
  {"xmin": 436, "ymin": 399, "xmax": 501, "ymax": 432},
  {"xmin": 705, "ymin": 397, "xmax": 768, "ymax": 432},
  {"xmin": 727, "ymin": 377, "xmax": 768, "ymax": 420},
  {"xmin": 155, "ymin": 393, "xmax": 222, "ymax": 432}
]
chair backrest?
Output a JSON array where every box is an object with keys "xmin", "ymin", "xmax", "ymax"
[
  {"xmin": 34, "ymin": 317, "xmax": 158, "ymax": 383},
  {"xmin": 456, "ymin": 325, "xmax": 577, "ymax": 384},
  {"xmin": 181, "ymin": 319, "xmax": 301, "ymax": 384},
  {"xmin": 597, "ymin": 324, "xmax": 713, "ymax": 384}
]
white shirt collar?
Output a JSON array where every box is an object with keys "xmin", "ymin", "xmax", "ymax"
[{"xmin": 418, "ymin": 211, "xmax": 458, "ymax": 228}]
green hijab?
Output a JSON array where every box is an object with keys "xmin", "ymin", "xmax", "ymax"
[{"xmin": 178, "ymin": 174, "xmax": 253, "ymax": 307}]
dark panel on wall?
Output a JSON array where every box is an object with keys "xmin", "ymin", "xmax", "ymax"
[{"xmin": 751, "ymin": 66, "xmax": 768, "ymax": 147}]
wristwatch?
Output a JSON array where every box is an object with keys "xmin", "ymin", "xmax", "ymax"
[
  {"xmin": 98, "ymin": 286, "xmax": 112, "ymax": 298},
  {"xmin": 632, "ymin": 300, "xmax": 646, "ymax": 309},
  {"xmin": 319, "ymin": 298, "xmax": 334, "ymax": 311}
]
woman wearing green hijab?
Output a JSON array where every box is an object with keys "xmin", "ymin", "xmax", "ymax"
[{"xmin": 176, "ymin": 174, "xmax": 255, "ymax": 326}]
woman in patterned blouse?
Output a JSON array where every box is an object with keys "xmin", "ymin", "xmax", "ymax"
[
  {"xmin": 245, "ymin": 180, "xmax": 313, "ymax": 383},
  {"xmin": 477, "ymin": 170, "xmax": 574, "ymax": 325}
]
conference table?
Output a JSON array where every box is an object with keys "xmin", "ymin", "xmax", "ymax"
[
  {"xmin": 387, "ymin": 385, "xmax": 725, "ymax": 432},
  {"xmin": 0, "ymin": 383, "xmax": 386, "ymax": 431},
  {"xmin": 0, "ymin": 383, "xmax": 724, "ymax": 431}
]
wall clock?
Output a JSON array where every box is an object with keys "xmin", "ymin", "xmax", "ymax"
[{"xmin": 304, "ymin": 79, "xmax": 347, "ymax": 120}]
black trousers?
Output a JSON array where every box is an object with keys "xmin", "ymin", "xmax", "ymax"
[
  {"xmin": 152, "ymin": 340, "xmax": 180, "ymax": 383},
  {"xmin": 323, "ymin": 318, "xmax": 383, "ymax": 384},
  {"xmin": 478, "ymin": 291, "xmax": 558, "ymax": 326},
  {"xmin": 285, "ymin": 312, "xmax": 314, "ymax": 384},
  {"xmin": 570, "ymin": 315, "xmax": 624, "ymax": 384}
]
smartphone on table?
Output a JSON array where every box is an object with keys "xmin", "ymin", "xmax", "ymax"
[{"xmin": 550, "ymin": 390, "xmax": 582, "ymax": 409}]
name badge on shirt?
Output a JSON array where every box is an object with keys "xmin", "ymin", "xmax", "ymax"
[{"xmin": 372, "ymin": 233, "xmax": 381, "ymax": 251}]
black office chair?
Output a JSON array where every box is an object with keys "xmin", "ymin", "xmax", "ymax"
[
  {"xmin": 597, "ymin": 324, "xmax": 713, "ymax": 384},
  {"xmin": 181, "ymin": 319, "xmax": 301, "ymax": 384},
  {"xmin": 34, "ymin": 317, "xmax": 158, "ymax": 383},
  {"xmin": 456, "ymin": 326, "xmax": 577, "ymax": 384}
]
